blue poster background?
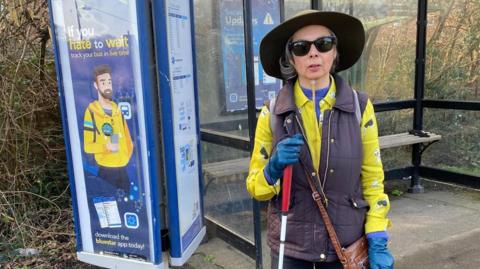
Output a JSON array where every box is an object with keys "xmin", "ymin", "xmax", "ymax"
[
  {"xmin": 61, "ymin": 0, "xmax": 151, "ymax": 261},
  {"xmin": 220, "ymin": 0, "xmax": 281, "ymax": 112}
]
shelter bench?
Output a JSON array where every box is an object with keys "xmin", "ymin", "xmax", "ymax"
[
  {"xmin": 203, "ymin": 130, "xmax": 441, "ymax": 184},
  {"xmin": 201, "ymin": 130, "xmax": 441, "ymax": 214},
  {"xmin": 379, "ymin": 130, "xmax": 441, "ymax": 151}
]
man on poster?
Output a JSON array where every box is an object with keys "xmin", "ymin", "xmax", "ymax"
[{"xmin": 83, "ymin": 64, "xmax": 133, "ymax": 194}]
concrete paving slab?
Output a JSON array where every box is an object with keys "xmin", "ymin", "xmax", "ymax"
[
  {"xmin": 394, "ymin": 227, "xmax": 480, "ymax": 269},
  {"xmin": 175, "ymin": 237, "xmax": 255, "ymax": 269},
  {"xmin": 387, "ymin": 179, "xmax": 480, "ymax": 269}
]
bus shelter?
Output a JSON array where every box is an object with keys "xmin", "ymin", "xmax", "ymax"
[{"xmin": 194, "ymin": 1, "xmax": 480, "ymax": 268}]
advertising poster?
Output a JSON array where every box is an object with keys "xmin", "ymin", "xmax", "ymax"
[
  {"xmin": 219, "ymin": 0, "xmax": 281, "ymax": 112},
  {"xmin": 166, "ymin": 0, "xmax": 204, "ymax": 258},
  {"xmin": 50, "ymin": 0, "xmax": 154, "ymax": 262}
]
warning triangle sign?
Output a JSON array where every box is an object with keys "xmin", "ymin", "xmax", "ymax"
[{"xmin": 264, "ymin": 12, "xmax": 274, "ymax": 25}]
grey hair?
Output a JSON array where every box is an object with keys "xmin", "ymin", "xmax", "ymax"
[
  {"xmin": 280, "ymin": 30, "xmax": 340, "ymax": 81},
  {"xmin": 279, "ymin": 38, "xmax": 297, "ymax": 81},
  {"xmin": 328, "ymin": 30, "xmax": 339, "ymax": 73},
  {"xmin": 331, "ymin": 53, "xmax": 340, "ymax": 73}
]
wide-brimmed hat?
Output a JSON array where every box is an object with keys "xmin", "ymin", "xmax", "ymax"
[{"xmin": 260, "ymin": 10, "xmax": 365, "ymax": 79}]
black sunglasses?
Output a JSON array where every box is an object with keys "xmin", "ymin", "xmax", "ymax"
[{"xmin": 289, "ymin": 36, "xmax": 337, "ymax": 56}]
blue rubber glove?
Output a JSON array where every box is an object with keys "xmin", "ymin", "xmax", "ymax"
[
  {"xmin": 367, "ymin": 236, "xmax": 394, "ymax": 269},
  {"xmin": 264, "ymin": 134, "xmax": 304, "ymax": 184}
]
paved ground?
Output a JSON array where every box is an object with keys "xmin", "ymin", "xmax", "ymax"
[
  {"xmin": 389, "ymin": 179, "xmax": 480, "ymax": 269},
  {"xmin": 181, "ymin": 179, "xmax": 480, "ymax": 269}
]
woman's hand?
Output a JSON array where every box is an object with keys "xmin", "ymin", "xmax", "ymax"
[
  {"xmin": 367, "ymin": 236, "xmax": 394, "ymax": 269},
  {"xmin": 264, "ymin": 134, "xmax": 304, "ymax": 183}
]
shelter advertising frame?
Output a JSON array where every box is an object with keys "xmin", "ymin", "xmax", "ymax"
[
  {"xmin": 152, "ymin": 0, "xmax": 206, "ymax": 266},
  {"xmin": 48, "ymin": 0, "xmax": 164, "ymax": 268}
]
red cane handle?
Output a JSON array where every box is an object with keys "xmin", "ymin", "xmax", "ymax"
[{"xmin": 281, "ymin": 165, "xmax": 293, "ymax": 212}]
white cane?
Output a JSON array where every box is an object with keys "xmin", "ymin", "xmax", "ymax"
[{"xmin": 278, "ymin": 165, "xmax": 293, "ymax": 269}]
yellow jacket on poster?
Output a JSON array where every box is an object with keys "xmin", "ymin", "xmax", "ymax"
[{"xmin": 83, "ymin": 101, "xmax": 133, "ymax": 168}]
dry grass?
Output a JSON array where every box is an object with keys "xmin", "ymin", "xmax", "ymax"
[{"xmin": 0, "ymin": 1, "xmax": 88, "ymax": 267}]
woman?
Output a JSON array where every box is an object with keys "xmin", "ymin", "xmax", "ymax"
[{"xmin": 246, "ymin": 10, "xmax": 394, "ymax": 269}]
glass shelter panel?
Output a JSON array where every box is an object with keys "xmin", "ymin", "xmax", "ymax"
[
  {"xmin": 376, "ymin": 109, "xmax": 413, "ymax": 136},
  {"xmin": 194, "ymin": 0, "xmax": 248, "ymax": 134},
  {"xmin": 425, "ymin": 0, "xmax": 480, "ymax": 101},
  {"xmin": 285, "ymin": 0, "xmax": 311, "ymax": 19},
  {"xmin": 423, "ymin": 109, "xmax": 480, "ymax": 177},
  {"xmin": 376, "ymin": 110, "xmax": 413, "ymax": 170},
  {"xmin": 201, "ymin": 142, "xmax": 254, "ymax": 241},
  {"xmin": 194, "ymin": 0, "xmax": 283, "ymax": 135},
  {"xmin": 322, "ymin": 0, "xmax": 417, "ymax": 102}
]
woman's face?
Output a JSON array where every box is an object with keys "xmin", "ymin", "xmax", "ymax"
[{"xmin": 291, "ymin": 25, "xmax": 337, "ymax": 87}]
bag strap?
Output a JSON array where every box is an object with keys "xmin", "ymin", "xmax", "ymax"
[
  {"xmin": 305, "ymin": 172, "xmax": 348, "ymax": 266},
  {"xmin": 268, "ymin": 97, "xmax": 277, "ymax": 131},
  {"xmin": 353, "ymin": 88, "xmax": 369, "ymax": 126},
  {"xmin": 353, "ymin": 89, "xmax": 361, "ymax": 125}
]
